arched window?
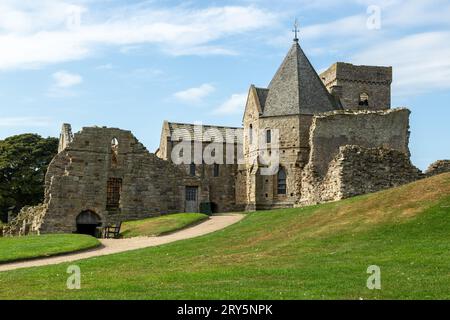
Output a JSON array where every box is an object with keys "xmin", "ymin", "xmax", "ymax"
[
  {"xmin": 249, "ymin": 124, "xmax": 253, "ymax": 144},
  {"xmin": 359, "ymin": 92, "xmax": 369, "ymax": 107},
  {"xmin": 111, "ymin": 138, "xmax": 119, "ymax": 166},
  {"xmin": 277, "ymin": 167, "xmax": 287, "ymax": 195},
  {"xmin": 266, "ymin": 129, "xmax": 271, "ymax": 144}
]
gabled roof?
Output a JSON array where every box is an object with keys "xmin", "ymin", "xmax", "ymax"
[
  {"xmin": 262, "ymin": 41, "xmax": 340, "ymax": 117},
  {"xmin": 167, "ymin": 122, "xmax": 243, "ymax": 144},
  {"xmin": 254, "ymin": 87, "xmax": 269, "ymax": 113}
]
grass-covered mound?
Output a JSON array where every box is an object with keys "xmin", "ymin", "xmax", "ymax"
[
  {"xmin": 0, "ymin": 173, "xmax": 449, "ymax": 299},
  {"xmin": 0, "ymin": 234, "xmax": 100, "ymax": 263},
  {"xmin": 120, "ymin": 213, "xmax": 209, "ymax": 238}
]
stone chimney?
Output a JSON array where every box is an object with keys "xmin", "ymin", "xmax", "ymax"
[{"xmin": 58, "ymin": 123, "xmax": 73, "ymax": 153}]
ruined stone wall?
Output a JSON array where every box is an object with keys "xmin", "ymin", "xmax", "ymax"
[
  {"xmin": 156, "ymin": 121, "xmax": 171, "ymax": 160},
  {"xmin": 58, "ymin": 123, "xmax": 73, "ymax": 153},
  {"xmin": 307, "ymin": 108, "xmax": 410, "ymax": 177},
  {"xmin": 41, "ymin": 127, "xmax": 203, "ymax": 234},
  {"xmin": 3, "ymin": 204, "xmax": 48, "ymax": 236},
  {"xmin": 320, "ymin": 62, "xmax": 392, "ymax": 111},
  {"xmin": 301, "ymin": 145, "xmax": 422, "ymax": 205},
  {"xmin": 425, "ymin": 160, "xmax": 450, "ymax": 177}
]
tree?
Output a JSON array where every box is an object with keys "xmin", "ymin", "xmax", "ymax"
[{"xmin": 0, "ymin": 134, "xmax": 58, "ymax": 222}]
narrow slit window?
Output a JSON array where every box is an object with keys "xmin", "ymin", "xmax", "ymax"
[
  {"xmin": 111, "ymin": 138, "xmax": 119, "ymax": 166},
  {"xmin": 190, "ymin": 163, "xmax": 196, "ymax": 176},
  {"xmin": 213, "ymin": 164, "xmax": 220, "ymax": 177},
  {"xmin": 277, "ymin": 167, "xmax": 287, "ymax": 195},
  {"xmin": 266, "ymin": 129, "xmax": 271, "ymax": 144}
]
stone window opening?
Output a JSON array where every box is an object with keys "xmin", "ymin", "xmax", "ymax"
[
  {"xmin": 277, "ymin": 167, "xmax": 287, "ymax": 195},
  {"xmin": 359, "ymin": 92, "xmax": 369, "ymax": 107},
  {"xmin": 106, "ymin": 177, "xmax": 122, "ymax": 209},
  {"xmin": 213, "ymin": 163, "xmax": 220, "ymax": 177},
  {"xmin": 190, "ymin": 163, "xmax": 196, "ymax": 176},
  {"xmin": 111, "ymin": 138, "xmax": 119, "ymax": 166},
  {"xmin": 266, "ymin": 129, "xmax": 272, "ymax": 144},
  {"xmin": 249, "ymin": 124, "xmax": 253, "ymax": 144}
]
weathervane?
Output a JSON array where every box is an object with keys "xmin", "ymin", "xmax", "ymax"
[{"xmin": 293, "ymin": 19, "xmax": 299, "ymax": 42}]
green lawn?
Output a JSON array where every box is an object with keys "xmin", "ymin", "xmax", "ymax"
[
  {"xmin": 0, "ymin": 234, "xmax": 100, "ymax": 264},
  {"xmin": 120, "ymin": 213, "xmax": 209, "ymax": 238},
  {"xmin": 0, "ymin": 173, "xmax": 449, "ymax": 299}
]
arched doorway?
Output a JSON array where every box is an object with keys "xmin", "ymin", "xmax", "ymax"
[
  {"xmin": 210, "ymin": 202, "xmax": 219, "ymax": 214},
  {"xmin": 76, "ymin": 210, "xmax": 101, "ymax": 236}
]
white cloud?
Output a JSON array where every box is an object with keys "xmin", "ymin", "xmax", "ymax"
[
  {"xmin": 95, "ymin": 64, "xmax": 113, "ymax": 70},
  {"xmin": 0, "ymin": 117, "xmax": 52, "ymax": 127},
  {"xmin": 174, "ymin": 84, "xmax": 215, "ymax": 104},
  {"xmin": 52, "ymin": 71, "xmax": 83, "ymax": 88},
  {"xmin": 213, "ymin": 93, "xmax": 247, "ymax": 115},
  {"xmin": 290, "ymin": 0, "xmax": 450, "ymax": 95},
  {"xmin": 352, "ymin": 31, "xmax": 450, "ymax": 95},
  {"xmin": 47, "ymin": 70, "xmax": 83, "ymax": 98},
  {"xmin": 302, "ymin": 15, "xmax": 369, "ymax": 40},
  {"xmin": 0, "ymin": 2, "xmax": 277, "ymax": 70}
]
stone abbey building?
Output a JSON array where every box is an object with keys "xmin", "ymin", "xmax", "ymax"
[{"xmin": 8, "ymin": 37, "xmax": 448, "ymax": 235}]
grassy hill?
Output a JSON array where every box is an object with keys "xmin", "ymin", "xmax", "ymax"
[{"xmin": 0, "ymin": 173, "xmax": 449, "ymax": 299}]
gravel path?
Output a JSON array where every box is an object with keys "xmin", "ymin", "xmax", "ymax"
[{"xmin": 0, "ymin": 214, "xmax": 244, "ymax": 272}]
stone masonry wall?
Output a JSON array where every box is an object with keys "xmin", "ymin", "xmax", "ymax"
[
  {"xmin": 425, "ymin": 160, "xmax": 450, "ymax": 177},
  {"xmin": 301, "ymin": 145, "xmax": 422, "ymax": 205},
  {"xmin": 307, "ymin": 108, "xmax": 411, "ymax": 177},
  {"xmin": 41, "ymin": 126, "xmax": 203, "ymax": 234},
  {"xmin": 320, "ymin": 62, "xmax": 392, "ymax": 111}
]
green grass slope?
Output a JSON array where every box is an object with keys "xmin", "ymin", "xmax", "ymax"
[
  {"xmin": 0, "ymin": 173, "xmax": 449, "ymax": 299},
  {"xmin": 0, "ymin": 234, "xmax": 100, "ymax": 264},
  {"xmin": 121, "ymin": 213, "xmax": 209, "ymax": 238}
]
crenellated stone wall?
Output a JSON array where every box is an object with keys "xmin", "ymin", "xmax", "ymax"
[{"xmin": 320, "ymin": 62, "xmax": 392, "ymax": 111}]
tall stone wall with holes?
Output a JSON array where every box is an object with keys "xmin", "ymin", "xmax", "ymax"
[
  {"xmin": 40, "ymin": 126, "xmax": 203, "ymax": 234},
  {"xmin": 301, "ymin": 145, "xmax": 422, "ymax": 205},
  {"xmin": 306, "ymin": 108, "xmax": 411, "ymax": 178},
  {"xmin": 320, "ymin": 62, "xmax": 392, "ymax": 111},
  {"xmin": 300, "ymin": 108, "xmax": 419, "ymax": 205}
]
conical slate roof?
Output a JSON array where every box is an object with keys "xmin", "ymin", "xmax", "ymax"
[{"xmin": 262, "ymin": 41, "xmax": 339, "ymax": 116}]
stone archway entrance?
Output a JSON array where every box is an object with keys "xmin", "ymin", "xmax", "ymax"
[
  {"xmin": 76, "ymin": 210, "xmax": 101, "ymax": 236},
  {"xmin": 210, "ymin": 202, "xmax": 219, "ymax": 214}
]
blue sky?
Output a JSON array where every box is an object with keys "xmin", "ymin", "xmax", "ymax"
[{"xmin": 0, "ymin": 0, "xmax": 449, "ymax": 170}]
